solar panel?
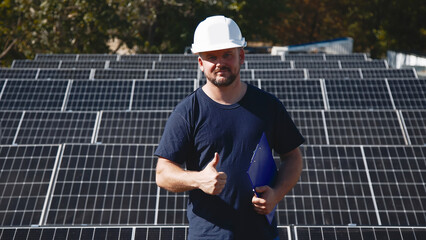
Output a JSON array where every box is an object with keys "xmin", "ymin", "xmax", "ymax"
[
  {"xmin": 0, "ymin": 69, "xmax": 37, "ymax": 79},
  {"xmin": 135, "ymin": 227, "xmax": 188, "ymax": 240},
  {"xmin": 325, "ymin": 53, "xmax": 367, "ymax": 61},
  {"xmin": 325, "ymin": 79, "xmax": 394, "ymax": 109},
  {"xmin": 146, "ymin": 70, "xmax": 198, "ymax": 79},
  {"xmin": 154, "ymin": 61, "xmax": 198, "ymax": 70},
  {"xmin": 46, "ymin": 144, "xmax": 157, "ymax": 225},
  {"xmin": 278, "ymin": 146, "xmax": 378, "ymax": 225},
  {"xmin": 246, "ymin": 61, "xmax": 291, "ymax": 69},
  {"xmin": 37, "ymin": 69, "xmax": 91, "ymax": 79},
  {"xmin": 157, "ymin": 189, "xmax": 188, "ymax": 225},
  {"xmin": 66, "ymin": 80, "xmax": 133, "ymax": 111},
  {"xmin": 12, "ymin": 60, "xmax": 60, "ymax": 69},
  {"xmin": 0, "ymin": 111, "xmax": 23, "ymax": 144},
  {"xmin": 254, "ymin": 69, "xmax": 305, "ymax": 79},
  {"xmin": 0, "ymin": 80, "xmax": 68, "ymax": 111},
  {"xmin": 341, "ymin": 60, "xmax": 387, "ymax": 69},
  {"xmin": 308, "ymin": 69, "xmax": 361, "ymax": 79},
  {"xmin": 261, "ymin": 79, "xmax": 324, "ymax": 109},
  {"xmin": 363, "ymin": 146, "xmax": 426, "ymax": 226},
  {"xmin": 96, "ymin": 111, "xmax": 170, "ymax": 144},
  {"xmin": 288, "ymin": 110, "xmax": 328, "ymax": 145},
  {"xmin": 132, "ymin": 79, "xmax": 194, "ymax": 110},
  {"xmin": 284, "ymin": 54, "xmax": 325, "ymax": 61},
  {"xmin": 295, "ymin": 226, "xmax": 426, "ymax": 240},
  {"xmin": 294, "ymin": 61, "xmax": 340, "ymax": 69},
  {"xmin": 94, "ymin": 69, "xmax": 146, "ymax": 80},
  {"xmin": 362, "ymin": 69, "xmax": 416, "ymax": 78},
  {"xmin": 160, "ymin": 54, "xmax": 198, "ymax": 62},
  {"xmin": 245, "ymin": 54, "xmax": 282, "ymax": 61},
  {"xmin": 324, "ymin": 110, "xmax": 406, "ymax": 145},
  {"xmin": 35, "ymin": 54, "xmax": 78, "ymax": 61},
  {"xmin": 108, "ymin": 61, "xmax": 153, "ymax": 69},
  {"xmin": 401, "ymin": 110, "xmax": 426, "ymax": 145},
  {"xmin": 14, "ymin": 112, "xmax": 97, "ymax": 145},
  {"xmin": 60, "ymin": 61, "xmax": 106, "ymax": 69},
  {"xmin": 388, "ymin": 79, "xmax": 426, "ymax": 109},
  {"xmin": 78, "ymin": 54, "xmax": 118, "ymax": 61},
  {"xmin": 0, "ymin": 227, "xmax": 133, "ymax": 239},
  {"xmin": 120, "ymin": 55, "xmax": 160, "ymax": 61},
  {"xmin": 0, "ymin": 145, "xmax": 59, "ymax": 226}
]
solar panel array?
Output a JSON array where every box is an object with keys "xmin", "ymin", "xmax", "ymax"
[{"xmin": 0, "ymin": 52, "xmax": 425, "ymax": 239}]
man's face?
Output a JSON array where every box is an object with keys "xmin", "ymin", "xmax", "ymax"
[{"xmin": 198, "ymin": 48, "xmax": 244, "ymax": 87}]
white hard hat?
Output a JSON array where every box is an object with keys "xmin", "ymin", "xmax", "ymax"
[{"xmin": 191, "ymin": 15, "xmax": 247, "ymax": 54}]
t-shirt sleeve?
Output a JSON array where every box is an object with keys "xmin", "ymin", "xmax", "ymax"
[
  {"xmin": 272, "ymin": 100, "xmax": 305, "ymax": 155},
  {"xmin": 154, "ymin": 110, "xmax": 192, "ymax": 165}
]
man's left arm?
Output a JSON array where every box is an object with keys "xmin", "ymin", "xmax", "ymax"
[{"xmin": 252, "ymin": 147, "xmax": 303, "ymax": 215}]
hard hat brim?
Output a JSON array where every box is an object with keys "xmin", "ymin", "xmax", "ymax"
[{"xmin": 191, "ymin": 40, "xmax": 247, "ymax": 54}]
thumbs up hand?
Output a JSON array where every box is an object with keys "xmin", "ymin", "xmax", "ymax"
[{"xmin": 198, "ymin": 152, "xmax": 227, "ymax": 195}]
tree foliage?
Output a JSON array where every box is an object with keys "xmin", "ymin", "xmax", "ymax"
[{"xmin": 1, "ymin": 0, "xmax": 425, "ymax": 65}]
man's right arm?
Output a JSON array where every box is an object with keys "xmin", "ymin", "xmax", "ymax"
[{"xmin": 155, "ymin": 153, "xmax": 227, "ymax": 195}]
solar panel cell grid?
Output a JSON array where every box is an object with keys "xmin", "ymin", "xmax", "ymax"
[
  {"xmin": 0, "ymin": 69, "xmax": 38, "ymax": 79},
  {"xmin": 0, "ymin": 145, "xmax": 59, "ymax": 226},
  {"xmin": 12, "ymin": 60, "xmax": 60, "ymax": 69},
  {"xmin": 308, "ymin": 69, "xmax": 361, "ymax": 79},
  {"xmin": 154, "ymin": 61, "xmax": 198, "ymax": 70},
  {"xmin": 294, "ymin": 61, "xmax": 340, "ymax": 69},
  {"xmin": 120, "ymin": 55, "xmax": 160, "ymax": 61},
  {"xmin": 246, "ymin": 61, "xmax": 292, "ymax": 69},
  {"xmin": 47, "ymin": 145, "xmax": 157, "ymax": 225},
  {"xmin": 325, "ymin": 111, "xmax": 406, "ymax": 145},
  {"xmin": 96, "ymin": 111, "xmax": 170, "ymax": 144},
  {"xmin": 78, "ymin": 55, "xmax": 118, "ymax": 61},
  {"xmin": 35, "ymin": 54, "xmax": 77, "ymax": 61},
  {"xmin": 94, "ymin": 69, "xmax": 146, "ymax": 80},
  {"xmin": 261, "ymin": 79, "xmax": 324, "ymax": 109},
  {"xmin": 0, "ymin": 111, "xmax": 22, "ymax": 145},
  {"xmin": 288, "ymin": 110, "xmax": 328, "ymax": 145},
  {"xmin": 388, "ymin": 79, "xmax": 426, "ymax": 109},
  {"xmin": 325, "ymin": 79, "xmax": 394, "ymax": 109},
  {"xmin": 244, "ymin": 54, "xmax": 281, "ymax": 61},
  {"xmin": 15, "ymin": 112, "xmax": 97, "ymax": 145},
  {"xmin": 66, "ymin": 80, "xmax": 133, "ymax": 111},
  {"xmin": 0, "ymin": 80, "xmax": 68, "ymax": 111},
  {"xmin": 284, "ymin": 54, "xmax": 325, "ymax": 61},
  {"xmin": 325, "ymin": 53, "xmax": 367, "ymax": 61},
  {"xmin": 255, "ymin": 69, "xmax": 305, "ymax": 79},
  {"xmin": 363, "ymin": 146, "xmax": 426, "ymax": 226},
  {"xmin": 132, "ymin": 80, "xmax": 194, "ymax": 110},
  {"xmin": 37, "ymin": 69, "xmax": 91, "ymax": 80},
  {"xmin": 160, "ymin": 54, "xmax": 198, "ymax": 61},
  {"xmin": 60, "ymin": 61, "xmax": 106, "ymax": 69},
  {"xmin": 341, "ymin": 60, "xmax": 387, "ymax": 69},
  {"xmin": 401, "ymin": 110, "xmax": 426, "ymax": 145},
  {"xmin": 146, "ymin": 69, "xmax": 197, "ymax": 79},
  {"xmin": 108, "ymin": 61, "xmax": 153, "ymax": 69},
  {"xmin": 362, "ymin": 69, "xmax": 416, "ymax": 78}
]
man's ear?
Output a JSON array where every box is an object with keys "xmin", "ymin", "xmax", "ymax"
[
  {"xmin": 198, "ymin": 56, "xmax": 204, "ymax": 72},
  {"xmin": 239, "ymin": 48, "xmax": 245, "ymax": 65}
]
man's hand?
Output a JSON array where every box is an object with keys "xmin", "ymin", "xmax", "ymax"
[
  {"xmin": 252, "ymin": 186, "xmax": 278, "ymax": 215},
  {"xmin": 198, "ymin": 152, "xmax": 227, "ymax": 195}
]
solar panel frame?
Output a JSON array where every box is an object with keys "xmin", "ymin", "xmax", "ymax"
[
  {"xmin": 400, "ymin": 110, "xmax": 426, "ymax": 145},
  {"xmin": 65, "ymin": 80, "xmax": 133, "ymax": 111},
  {"xmin": 0, "ymin": 145, "xmax": 60, "ymax": 226},
  {"xmin": 325, "ymin": 79, "xmax": 394, "ymax": 110},
  {"xmin": 0, "ymin": 80, "xmax": 68, "ymax": 111},
  {"xmin": 14, "ymin": 111, "xmax": 97, "ymax": 145},
  {"xmin": 261, "ymin": 79, "xmax": 324, "ymax": 109},
  {"xmin": 324, "ymin": 110, "xmax": 406, "ymax": 145},
  {"xmin": 388, "ymin": 78, "xmax": 426, "ymax": 109}
]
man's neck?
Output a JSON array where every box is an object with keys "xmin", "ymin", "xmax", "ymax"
[{"xmin": 202, "ymin": 79, "xmax": 247, "ymax": 105}]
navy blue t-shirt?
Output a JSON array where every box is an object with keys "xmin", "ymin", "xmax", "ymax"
[{"xmin": 155, "ymin": 83, "xmax": 304, "ymax": 239}]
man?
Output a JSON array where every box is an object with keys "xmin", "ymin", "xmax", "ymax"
[{"xmin": 155, "ymin": 16, "xmax": 304, "ymax": 239}]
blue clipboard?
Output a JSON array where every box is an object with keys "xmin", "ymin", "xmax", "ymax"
[{"xmin": 247, "ymin": 132, "xmax": 277, "ymax": 224}]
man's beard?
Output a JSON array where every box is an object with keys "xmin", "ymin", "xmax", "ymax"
[{"xmin": 205, "ymin": 66, "xmax": 239, "ymax": 87}]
